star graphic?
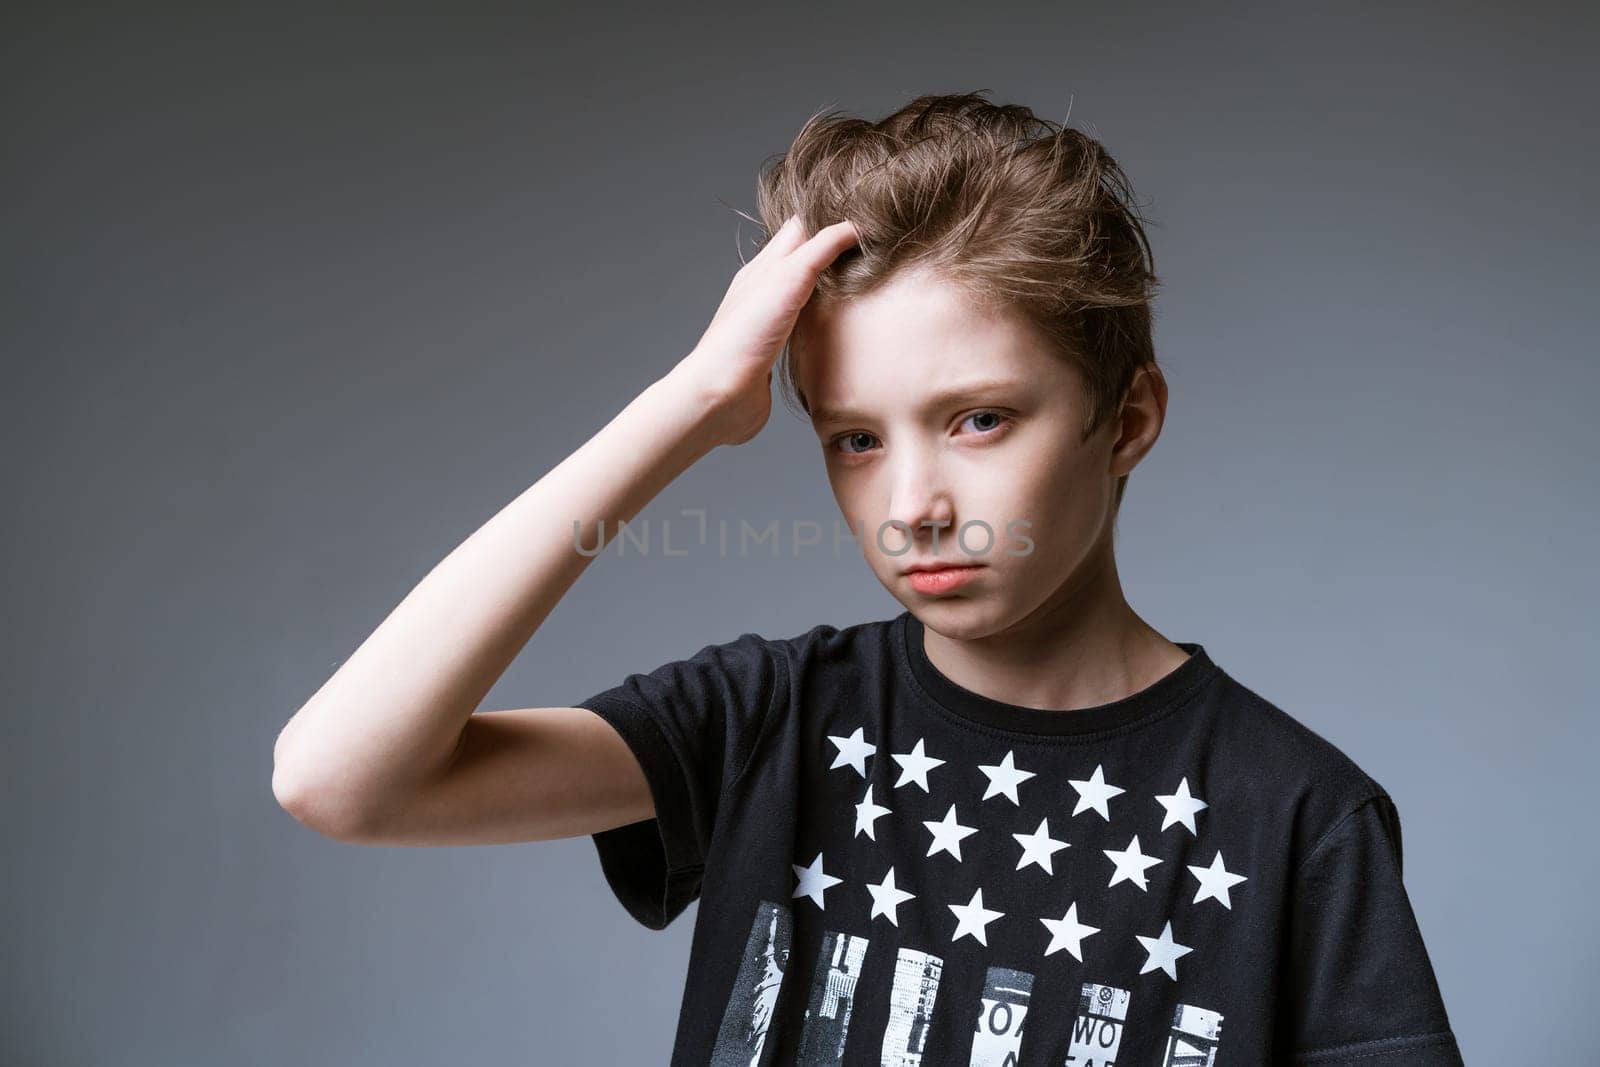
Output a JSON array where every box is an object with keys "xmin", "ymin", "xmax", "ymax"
[
  {"xmin": 1187, "ymin": 849, "xmax": 1248, "ymax": 909},
  {"xmin": 865, "ymin": 866, "xmax": 917, "ymax": 926},
  {"xmin": 826, "ymin": 726, "xmax": 876, "ymax": 778},
  {"xmin": 1135, "ymin": 919, "xmax": 1193, "ymax": 979},
  {"xmin": 922, "ymin": 803, "xmax": 979, "ymax": 861},
  {"xmin": 1102, "ymin": 833, "xmax": 1162, "ymax": 890},
  {"xmin": 792, "ymin": 852, "xmax": 842, "ymax": 909},
  {"xmin": 1040, "ymin": 901, "xmax": 1100, "ymax": 961},
  {"xmin": 948, "ymin": 887, "xmax": 1005, "ymax": 946},
  {"xmin": 854, "ymin": 785, "xmax": 892, "ymax": 841},
  {"xmin": 1154, "ymin": 776, "xmax": 1208, "ymax": 835},
  {"xmin": 978, "ymin": 749, "xmax": 1037, "ymax": 805},
  {"xmin": 890, "ymin": 738, "xmax": 945, "ymax": 792},
  {"xmin": 1011, "ymin": 817, "xmax": 1071, "ymax": 874},
  {"xmin": 1068, "ymin": 763, "xmax": 1125, "ymax": 821}
]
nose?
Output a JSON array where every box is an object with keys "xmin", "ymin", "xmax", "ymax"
[{"xmin": 883, "ymin": 456, "xmax": 957, "ymax": 558}]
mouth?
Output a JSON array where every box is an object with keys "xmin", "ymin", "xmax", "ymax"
[
  {"xmin": 901, "ymin": 561, "xmax": 985, "ymax": 575},
  {"xmin": 901, "ymin": 560, "xmax": 987, "ymax": 594}
]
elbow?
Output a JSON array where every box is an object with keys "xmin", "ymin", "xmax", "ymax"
[
  {"xmin": 272, "ymin": 747, "xmax": 376, "ymax": 843},
  {"xmin": 273, "ymin": 759, "xmax": 348, "ymax": 840}
]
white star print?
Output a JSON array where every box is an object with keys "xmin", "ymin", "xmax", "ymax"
[
  {"xmin": 865, "ymin": 866, "xmax": 917, "ymax": 926},
  {"xmin": 1187, "ymin": 849, "xmax": 1248, "ymax": 909},
  {"xmin": 826, "ymin": 726, "xmax": 875, "ymax": 778},
  {"xmin": 791, "ymin": 852, "xmax": 842, "ymax": 909},
  {"xmin": 1136, "ymin": 919, "xmax": 1193, "ymax": 979},
  {"xmin": 948, "ymin": 887, "xmax": 1005, "ymax": 946},
  {"xmin": 922, "ymin": 803, "xmax": 979, "ymax": 861},
  {"xmin": 978, "ymin": 750, "xmax": 1037, "ymax": 805},
  {"xmin": 890, "ymin": 738, "xmax": 945, "ymax": 792},
  {"xmin": 1011, "ymin": 817, "xmax": 1071, "ymax": 874},
  {"xmin": 1068, "ymin": 763, "xmax": 1125, "ymax": 821},
  {"xmin": 854, "ymin": 785, "xmax": 892, "ymax": 841},
  {"xmin": 1154, "ymin": 776, "xmax": 1208, "ymax": 835},
  {"xmin": 1103, "ymin": 833, "xmax": 1162, "ymax": 890},
  {"xmin": 1040, "ymin": 901, "xmax": 1100, "ymax": 961}
]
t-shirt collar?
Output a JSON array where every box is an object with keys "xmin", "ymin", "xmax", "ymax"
[{"xmin": 897, "ymin": 609, "xmax": 1219, "ymax": 737}]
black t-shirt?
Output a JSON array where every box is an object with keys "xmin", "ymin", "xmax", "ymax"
[{"xmin": 575, "ymin": 611, "xmax": 1462, "ymax": 1066}]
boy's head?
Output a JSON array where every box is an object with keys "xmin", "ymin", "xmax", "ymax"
[{"xmin": 753, "ymin": 91, "xmax": 1169, "ymax": 632}]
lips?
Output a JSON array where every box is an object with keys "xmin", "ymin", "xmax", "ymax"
[{"xmin": 901, "ymin": 561, "xmax": 984, "ymax": 575}]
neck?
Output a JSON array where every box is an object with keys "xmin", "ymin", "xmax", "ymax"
[{"xmin": 918, "ymin": 542, "xmax": 1189, "ymax": 713}]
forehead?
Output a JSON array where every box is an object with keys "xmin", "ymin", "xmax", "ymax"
[{"xmin": 795, "ymin": 267, "xmax": 1056, "ymax": 420}]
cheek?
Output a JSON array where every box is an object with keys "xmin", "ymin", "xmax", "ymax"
[
  {"xmin": 982, "ymin": 458, "xmax": 1101, "ymax": 564},
  {"xmin": 827, "ymin": 473, "xmax": 895, "ymax": 556},
  {"xmin": 943, "ymin": 476, "xmax": 1038, "ymax": 561},
  {"xmin": 825, "ymin": 468, "xmax": 870, "ymax": 526}
]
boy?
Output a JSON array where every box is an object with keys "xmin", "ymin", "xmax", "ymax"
[{"xmin": 273, "ymin": 93, "xmax": 1462, "ymax": 1065}]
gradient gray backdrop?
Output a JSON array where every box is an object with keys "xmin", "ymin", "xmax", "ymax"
[{"xmin": 5, "ymin": 6, "xmax": 1594, "ymax": 1063}]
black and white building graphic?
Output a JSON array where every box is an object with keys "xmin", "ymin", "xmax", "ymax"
[
  {"xmin": 881, "ymin": 947, "xmax": 944, "ymax": 1066},
  {"xmin": 795, "ymin": 930, "xmax": 870, "ymax": 1064},
  {"xmin": 1161, "ymin": 1003, "xmax": 1223, "ymax": 1067},
  {"xmin": 970, "ymin": 964, "xmax": 1034, "ymax": 1065},
  {"xmin": 1065, "ymin": 981, "xmax": 1131, "ymax": 1066},
  {"xmin": 710, "ymin": 900, "xmax": 794, "ymax": 1067}
]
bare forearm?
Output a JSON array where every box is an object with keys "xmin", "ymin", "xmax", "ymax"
[{"xmin": 272, "ymin": 367, "xmax": 721, "ymax": 830}]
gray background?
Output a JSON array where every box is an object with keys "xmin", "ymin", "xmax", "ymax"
[{"xmin": 4, "ymin": 6, "xmax": 1594, "ymax": 1063}]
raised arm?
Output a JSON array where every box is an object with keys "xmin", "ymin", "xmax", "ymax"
[{"xmin": 271, "ymin": 215, "xmax": 860, "ymax": 845}]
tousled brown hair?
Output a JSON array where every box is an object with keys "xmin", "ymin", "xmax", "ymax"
[{"xmin": 746, "ymin": 91, "xmax": 1163, "ymax": 507}]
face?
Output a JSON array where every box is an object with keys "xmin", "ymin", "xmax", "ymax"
[{"xmin": 793, "ymin": 264, "xmax": 1164, "ymax": 640}]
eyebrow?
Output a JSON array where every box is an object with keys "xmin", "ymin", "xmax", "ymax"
[{"xmin": 807, "ymin": 378, "xmax": 1027, "ymax": 426}]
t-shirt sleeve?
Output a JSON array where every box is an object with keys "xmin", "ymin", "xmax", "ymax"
[
  {"xmin": 1277, "ymin": 790, "xmax": 1464, "ymax": 1065},
  {"xmin": 574, "ymin": 629, "xmax": 784, "ymax": 931}
]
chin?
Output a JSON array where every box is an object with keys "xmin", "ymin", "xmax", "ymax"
[{"xmin": 904, "ymin": 593, "xmax": 1012, "ymax": 637}]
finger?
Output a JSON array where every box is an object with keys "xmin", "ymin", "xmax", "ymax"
[
  {"xmin": 788, "ymin": 220, "xmax": 860, "ymax": 275},
  {"xmin": 755, "ymin": 214, "xmax": 809, "ymax": 261}
]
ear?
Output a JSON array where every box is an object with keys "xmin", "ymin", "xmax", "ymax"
[{"xmin": 1109, "ymin": 362, "xmax": 1169, "ymax": 478}]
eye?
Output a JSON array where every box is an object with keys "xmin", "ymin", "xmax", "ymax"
[
  {"xmin": 957, "ymin": 409, "xmax": 1014, "ymax": 437},
  {"xmin": 830, "ymin": 430, "xmax": 881, "ymax": 456},
  {"xmin": 828, "ymin": 411, "xmax": 1013, "ymax": 457}
]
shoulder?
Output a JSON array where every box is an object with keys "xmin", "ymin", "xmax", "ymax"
[
  {"xmin": 733, "ymin": 614, "xmax": 899, "ymax": 664},
  {"xmin": 1200, "ymin": 663, "xmax": 1395, "ymax": 863},
  {"xmin": 1211, "ymin": 670, "xmax": 1384, "ymax": 792},
  {"xmin": 671, "ymin": 615, "xmax": 897, "ymax": 689}
]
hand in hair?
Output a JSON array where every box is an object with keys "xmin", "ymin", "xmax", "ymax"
[{"xmin": 672, "ymin": 214, "xmax": 859, "ymax": 448}]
